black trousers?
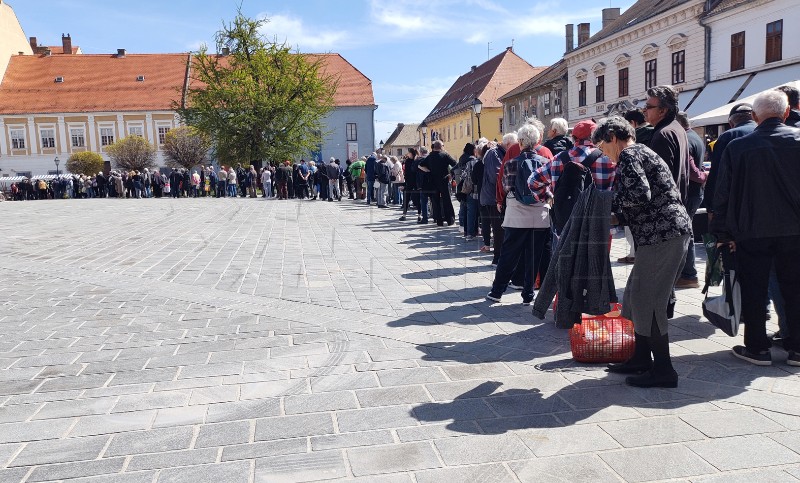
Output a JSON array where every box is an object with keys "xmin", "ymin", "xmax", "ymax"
[
  {"xmin": 428, "ymin": 180, "xmax": 455, "ymax": 225},
  {"xmin": 737, "ymin": 236, "xmax": 800, "ymax": 353},
  {"xmin": 490, "ymin": 227, "xmax": 551, "ymax": 302}
]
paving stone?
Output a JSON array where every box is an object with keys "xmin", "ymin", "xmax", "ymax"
[
  {"xmin": 221, "ymin": 438, "xmax": 307, "ymax": 461},
  {"xmin": 376, "ymin": 367, "xmax": 448, "ymax": 386},
  {"xmin": 311, "ymin": 429, "xmax": 395, "ymax": 450},
  {"xmin": 112, "ymin": 390, "xmax": 190, "ymax": 412},
  {"xmin": 310, "ymin": 372, "xmax": 379, "ymax": 393},
  {"xmin": 355, "ymin": 386, "xmax": 432, "ymax": 407},
  {"xmin": 240, "ymin": 379, "xmax": 309, "ymax": 399},
  {"xmin": 0, "ymin": 418, "xmax": 73, "ymax": 444},
  {"xmin": 206, "ymin": 398, "xmax": 281, "ymax": 423},
  {"xmin": 255, "ymin": 450, "xmax": 347, "ymax": 482},
  {"xmin": 337, "ymin": 406, "xmax": 419, "ymax": 432},
  {"xmin": 34, "ymin": 397, "xmax": 117, "ymax": 420},
  {"xmin": 255, "ymin": 413, "xmax": 335, "ymax": 440},
  {"xmin": 105, "ymin": 426, "xmax": 194, "ymax": 456},
  {"xmin": 509, "ymin": 455, "xmax": 622, "ymax": 483},
  {"xmin": 27, "ymin": 457, "xmax": 126, "ymax": 482},
  {"xmin": 194, "ymin": 420, "xmax": 251, "ymax": 448},
  {"xmin": 153, "ymin": 405, "xmax": 208, "ymax": 428},
  {"xmin": 686, "ymin": 435, "xmax": 800, "ymax": 471},
  {"xmin": 600, "ymin": 415, "xmax": 706, "ymax": 447},
  {"xmin": 284, "ymin": 390, "xmax": 359, "ymax": 414},
  {"xmin": 127, "ymin": 448, "xmax": 219, "ymax": 471},
  {"xmin": 9, "ymin": 434, "xmax": 110, "ymax": 467},
  {"xmin": 157, "ymin": 460, "xmax": 251, "ymax": 483},
  {"xmin": 433, "ymin": 433, "xmax": 532, "ymax": 465},
  {"xmin": 412, "ymin": 398, "xmax": 497, "ymax": 423},
  {"xmin": 599, "ymin": 444, "xmax": 718, "ymax": 482},
  {"xmin": 396, "ymin": 421, "xmax": 483, "ymax": 441},
  {"xmin": 188, "ymin": 385, "xmax": 239, "ymax": 405},
  {"xmin": 0, "ymin": 403, "xmax": 43, "ymax": 424},
  {"xmin": 69, "ymin": 410, "xmax": 156, "ymax": 437},
  {"xmin": 414, "ymin": 463, "xmax": 517, "ymax": 483},
  {"xmin": 348, "ymin": 442, "xmax": 441, "ymax": 476},
  {"xmin": 690, "ymin": 468, "xmax": 800, "ymax": 483},
  {"xmin": 517, "ymin": 424, "xmax": 620, "ymax": 456},
  {"xmin": 0, "ymin": 443, "xmax": 22, "ymax": 466},
  {"xmin": 681, "ymin": 409, "xmax": 786, "ymax": 437}
]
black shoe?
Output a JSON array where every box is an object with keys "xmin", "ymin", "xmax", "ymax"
[
  {"xmin": 486, "ymin": 293, "xmax": 502, "ymax": 302},
  {"xmin": 399, "ymin": 216, "xmax": 406, "ymax": 221},
  {"xmin": 787, "ymin": 351, "xmax": 800, "ymax": 367},
  {"xmin": 607, "ymin": 360, "xmax": 652, "ymax": 375},
  {"xmin": 732, "ymin": 345, "xmax": 772, "ymax": 366},
  {"xmin": 417, "ymin": 218, "xmax": 428, "ymax": 224},
  {"xmin": 769, "ymin": 331, "xmax": 786, "ymax": 349},
  {"xmin": 447, "ymin": 218, "xmax": 455, "ymax": 226},
  {"xmin": 625, "ymin": 370, "xmax": 678, "ymax": 388}
]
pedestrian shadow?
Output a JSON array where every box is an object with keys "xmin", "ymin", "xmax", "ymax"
[
  {"xmin": 401, "ymin": 265, "xmax": 494, "ymax": 280},
  {"xmin": 410, "ymin": 350, "xmax": 800, "ymax": 435}
]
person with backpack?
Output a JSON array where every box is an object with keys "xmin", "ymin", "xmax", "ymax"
[
  {"xmin": 486, "ymin": 122, "xmax": 552, "ymax": 305},
  {"xmin": 455, "ymin": 143, "xmax": 476, "ymax": 236},
  {"xmin": 458, "ymin": 144, "xmax": 481, "ymax": 239},
  {"xmin": 527, "ymin": 120, "xmax": 616, "ymax": 236},
  {"xmin": 375, "ymin": 156, "xmax": 391, "ymax": 207}
]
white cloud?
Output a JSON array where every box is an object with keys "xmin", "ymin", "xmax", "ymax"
[{"xmin": 258, "ymin": 13, "xmax": 351, "ymax": 51}]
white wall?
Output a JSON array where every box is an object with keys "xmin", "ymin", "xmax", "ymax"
[
  {"xmin": 566, "ymin": 0, "xmax": 706, "ymax": 122},
  {"xmin": 707, "ymin": 0, "xmax": 799, "ymax": 80}
]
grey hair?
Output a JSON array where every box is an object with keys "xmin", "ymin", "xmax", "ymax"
[
  {"xmin": 419, "ymin": 146, "xmax": 429, "ymax": 155},
  {"xmin": 431, "ymin": 140, "xmax": 444, "ymax": 150},
  {"xmin": 502, "ymin": 132, "xmax": 518, "ymax": 147},
  {"xmin": 646, "ymin": 85, "xmax": 679, "ymax": 115},
  {"xmin": 591, "ymin": 115, "xmax": 636, "ymax": 144},
  {"xmin": 529, "ymin": 118, "xmax": 546, "ymax": 141},
  {"xmin": 550, "ymin": 117, "xmax": 569, "ymax": 136},
  {"xmin": 753, "ymin": 90, "xmax": 789, "ymax": 120},
  {"xmin": 729, "ymin": 111, "xmax": 753, "ymax": 126},
  {"xmin": 517, "ymin": 123, "xmax": 542, "ymax": 149}
]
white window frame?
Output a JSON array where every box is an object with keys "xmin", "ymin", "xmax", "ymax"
[
  {"xmin": 127, "ymin": 122, "xmax": 145, "ymax": 138},
  {"xmin": 69, "ymin": 126, "xmax": 86, "ymax": 148},
  {"xmin": 156, "ymin": 123, "xmax": 172, "ymax": 145},
  {"xmin": 39, "ymin": 126, "xmax": 56, "ymax": 149},
  {"xmin": 99, "ymin": 124, "xmax": 115, "ymax": 147},
  {"xmin": 346, "ymin": 123, "xmax": 357, "ymax": 142},
  {"xmin": 9, "ymin": 126, "xmax": 26, "ymax": 150}
]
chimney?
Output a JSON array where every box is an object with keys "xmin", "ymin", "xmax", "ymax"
[
  {"xmin": 577, "ymin": 23, "xmax": 591, "ymax": 47},
  {"xmin": 565, "ymin": 24, "xmax": 574, "ymax": 53},
  {"xmin": 29, "ymin": 37, "xmax": 37, "ymax": 51},
  {"xmin": 44, "ymin": 49, "xmax": 52, "ymax": 57},
  {"xmin": 602, "ymin": 8, "xmax": 621, "ymax": 29},
  {"xmin": 62, "ymin": 34, "xmax": 72, "ymax": 54},
  {"xmin": 471, "ymin": 65, "xmax": 477, "ymax": 73},
  {"xmin": 117, "ymin": 48, "xmax": 126, "ymax": 58},
  {"xmin": 221, "ymin": 47, "xmax": 230, "ymax": 56}
]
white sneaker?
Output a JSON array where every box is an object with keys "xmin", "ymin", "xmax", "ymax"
[{"xmin": 508, "ymin": 283, "xmax": 523, "ymax": 291}]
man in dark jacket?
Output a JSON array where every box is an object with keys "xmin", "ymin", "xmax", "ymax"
[
  {"xmin": 418, "ymin": 140, "xmax": 456, "ymax": 226},
  {"xmin": 645, "ymin": 85, "xmax": 689, "ymax": 203},
  {"xmin": 776, "ymin": 85, "xmax": 800, "ymax": 127},
  {"xmin": 711, "ymin": 90, "xmax": 800, "ymax": 367},
  {"xmin": 542, "ymin": 118, "xmax": 573, "ymax": 156},
  {"xmin": 365, "ymin": 153, "xmax": 376, "ymax": 205},
  {"xmin": 705, "ymin": 103, "xmax": 756, "ymax": 214},
  {"xmin": 624, "ymin": 110, "xmax": 654, "ymax": 146}
]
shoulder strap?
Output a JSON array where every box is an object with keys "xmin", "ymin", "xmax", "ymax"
[{"xmin": 581, "ymin": 148, "xmax": 603, "ymax": 169}]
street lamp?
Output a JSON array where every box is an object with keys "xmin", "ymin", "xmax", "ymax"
[
  {"xmin": 472, "ymin": 98, "xmax": 483, "ymax": 139},
  {"xmin": 379, "ymin": 139, "xmax": 384, "ymax": 153},
  {"xmin": 54, "ymin": 157, "xmax": 60, "ymax": 176},
  {"xmin": 419, "ymin": 121, "xmax": 427, "ymax": 147}
]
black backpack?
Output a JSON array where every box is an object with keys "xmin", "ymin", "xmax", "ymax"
[
  {"xmin": 377, "ymin": 162, "xmax": 391, "ymax": 184},
  {"xmin": 551, "ymin": 149, "xmax": 602, "ymax": 233},
  {"xmin": 512, "ymin": 148, "xmax": 547, "ymax": 205}
]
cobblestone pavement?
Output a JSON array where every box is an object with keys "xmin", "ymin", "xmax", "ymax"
[{"xmin": 0, "ymin": 197, "xmax": 798, "ymax": 483}]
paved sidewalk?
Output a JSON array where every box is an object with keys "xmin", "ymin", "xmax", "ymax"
[{"xmin": 0, "ymin": 197, "xmax": 798, "ymax": 483}]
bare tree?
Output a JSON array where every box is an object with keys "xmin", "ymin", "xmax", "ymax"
[
  {"xmin": 162, "ymin": 126, "xmax": 211, "ymax": 170},
  {"xmin": 106, "ymin": 136, "xmax": 157, "ymax": 171}
]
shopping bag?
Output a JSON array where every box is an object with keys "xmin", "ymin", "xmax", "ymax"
[
  {"xmin": 701, "ymin": 246, "xmax": 741, "ymax": 337},
  {"xmin": 569, "ymin": 304, "xmax": 635, "ymax": 363},
  {"xmin": 703, "ymin": 233, "xmax": 723, "ymax": 287}
]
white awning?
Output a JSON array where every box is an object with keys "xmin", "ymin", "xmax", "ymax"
[
  {"xmin": 683, "ymin": 74, "xmax": 752, "ymax": 116},
  {"xmin": 738, "ymin": 62, "xmax": 800, "ymax": 99},
  {"xmin": 678, "ymin": 89, "xmax": 700, "ymax": 111},
  {"xmin": 690, "ymin": 80, "xmax": 800, "ymax": 127}
]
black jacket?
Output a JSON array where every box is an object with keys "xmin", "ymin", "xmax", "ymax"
[
  {"xmin": 711, "ymin": 118, "xmax": 800, "ymax": 242},
  {"xmin": 786, "ymin": 109, "xmax": 800, "ymax": 128},
  {"xmin": 543, "ymin": 135, "xmax": 573, "ymax": 156},
  {"xmin": 634, "ymin": 125, "xmax": 654, "ymax": 147},
  {"xmin": 650, "ymin": 114, "xmax": 690, "ymax": 203},
  {"xmin": 687, "ymin": 129, "xmax": 706, "ymax": 199},
  {"xmin": 705, "ymin": 120, "xmax": 756, "ymax": 211}
]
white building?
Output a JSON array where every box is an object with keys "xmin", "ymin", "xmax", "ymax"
[
  {"xmin": 689, "ymin": 0, "xmax": 800, "ymax": 129},
  {"xmin": 565, "ymin": 0, "xmax": 707, "ymax": 123}
]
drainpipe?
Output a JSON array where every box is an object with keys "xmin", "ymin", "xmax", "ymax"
[{"xmin": 702, "ymin": 1, "xmax": 712, "ymax": 84}]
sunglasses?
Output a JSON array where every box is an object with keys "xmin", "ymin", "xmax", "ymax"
[{"xmin": 642, "ymin": 104, "xmax": 661, "ymax": 111}]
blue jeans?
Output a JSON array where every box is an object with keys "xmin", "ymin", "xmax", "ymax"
[
  {"xmin": 366, "ymin": 176, "xmax": 375, "ymax": 203},
  {"xmin": 419, "ymin": 191, "xmax": 429, "ymax": 220},
  {"xmin": 227, "ymin": 184, "xmax": 236, "ymax": 197},
  {"xmin": 376, "ymin": 182, "xmax": 388, "ymax": 206},
  {"xmin": 680, "ymin": 191, "xmax": 703, "ymax": 280},
  {"xmin": 466, "ymin": 197, "xmax": 480, "ymax": 236}
]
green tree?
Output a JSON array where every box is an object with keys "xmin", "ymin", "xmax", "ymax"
[
  {"xmin": 179, "ymin": 11, "xmax": 337, "ymax": 166},
  {"xmin": 106, "ymin": 136, "xmax": 157, "ymax": 171},
  {"xmin": 162, "ymin": 126, "xmax": 211, "ymax": 170},
  {"xmin": 65, "ymin": 151, "xmax": 104, "ymax": 176}
]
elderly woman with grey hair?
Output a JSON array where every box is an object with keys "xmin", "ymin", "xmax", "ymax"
[
  {"xmin": 486, "ymin": 123, "xmax": 551, "ymax": 305},
  {"xmin": 592, "ymin": 116, "xmax": 691, "ymax": 388}
]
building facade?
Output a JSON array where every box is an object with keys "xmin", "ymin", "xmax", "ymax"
[
  {"xmin": 565, "ymin": 1, "xmax": 707, "ymax": 123},
  {"xmin": 423, "ymin": 47, "xmax": 542, "ymax": 148},
  {"xmin": 0, "ymin": 0, "xmax": 32, "ymax": 83},
  {"xmin": 499, "ymin": 59, "xmax": 569, "ymax": 133},
  {"xmin": 382, "ymin": 122, "xmax": 420, "ymax": 158}
]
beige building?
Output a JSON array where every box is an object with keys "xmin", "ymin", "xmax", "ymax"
[
  {"xmin": 0, "ymin": 0, "xmax": 32, "ymax": 82},
  {"xmin": 382, "ymin": 123, "xmax": 420, "ymax": 158}
]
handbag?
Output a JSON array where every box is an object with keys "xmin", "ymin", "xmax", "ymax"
[
  {"xmin": 703, "ymin": 233, "xmax": 723, "ymax": 287},
  {"xmin": 701, "ymin": 245, "xmax": 741, "ymax": 337}
]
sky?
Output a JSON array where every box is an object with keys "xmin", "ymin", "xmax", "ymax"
[{"xmin": 10, "ymin": 0, "xmax": 635, "ymax": 146}]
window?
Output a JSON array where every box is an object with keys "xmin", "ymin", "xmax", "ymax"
[
  {"xmin": 554, "ymin": 89, "xmax": 562, "ymax": 113},
  {"xmin": 671, "ymin": 50, "xmax": 685, "ymax": 84},
  {"xmin": 618, "ymin": 68, "xmax": 629, "ymax": 97},
  {"xmin": 459, "ymin": 122, "xmax": 463, "ymax": 138},
  {"xmin": 645, "ymin": 59, "xmax": 657, "ymax": 89},
  {"xmin": 40, "ymin": 129, "xmax": 56, "ymax": 148},
  {"xmin": 766, "ymin": 20, "xmax": 783, "ymax": 63},
  {"xmin": 596, "ymin": 75, "xmax": 605, "ymax": 103},
  {"xmin": 731, "ymin": 32, "xmax": 745, "ymax": 71},
  {"xmin": 70, "ymin": 128, "xmax": 85, "ymax": 147},
  {"xmin": 510, "ymin": 105, "xmax": 516, "ymax": 126},
  {"xmin": 100, "ymin": 127, "xmax": 115, "ymax": 146},
  {"xmin": 157, "ymin": 126, "xmax": 170, "ymax": 145},
  {"xmin": 466, "ymin": 122, "xmax": 471, "ymax": 137},
  {"xmin": 578, "ymin": 81, "xmax": 586, "ymax": 107},
  {"xmin": 10, "ymin": 129, "xmax": 25, "ymax": 149},
  {"xmin": 543, "ymin": 92, "xmax": 551, "ymax": 115},
  {"xmin": 498, "ymin": 118, "xmax": 503, "ymax": 133},
  {"xmin": 346, "ymin": 123, "xmax": 357, "ymax": 141},
  {"xmin": 396, "ymin": 148, "xmax": 402, "ymax": 156},
  {"xmin": 128, "ymin": 125, "xmax": 144, "ymax": 137}
]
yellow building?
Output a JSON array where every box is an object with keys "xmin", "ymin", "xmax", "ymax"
[{"xmin": 421, "ymin": 47, "xmax": 543, "ymax": 150}]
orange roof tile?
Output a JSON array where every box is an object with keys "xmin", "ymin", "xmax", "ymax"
[
  {"xmin": 423, "ymin": 48, "xmax": 543, "ymax": 124},
  {"xmin": 45, "ymin": 46, "xmax": 81, "ymax": 54},
  {"xmin": 306, "ymin": 54, "xmax": 374, "ymax": 107},
  {"xmin": 0, "ymin": 53, "xmax": 189, "ymax": 115}
]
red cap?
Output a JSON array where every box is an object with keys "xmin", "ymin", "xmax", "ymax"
[{"xmin": 572, "ymin": 120, "xmax": 597, "ymax": 141}]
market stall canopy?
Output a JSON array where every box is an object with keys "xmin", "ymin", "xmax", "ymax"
[{"xmin": 690, "ymin": 80, "xmax": 800, "ymax": 127}]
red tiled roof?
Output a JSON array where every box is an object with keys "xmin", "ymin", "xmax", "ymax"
[
  {"xmin": 0, "ymin": 53, "xmax": 189, "ymax": 115},
  {"xmin": 423, "ymin": 48, "xmax": 542, "ymax": 124},
  {"xmin": 45, "ymin": 46, "xmax": 81, "ymax": 54},
  {"xmin": 306, "ymin": 54, "xmax": 374, "ymax": 107}
]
